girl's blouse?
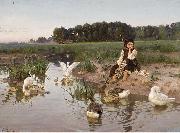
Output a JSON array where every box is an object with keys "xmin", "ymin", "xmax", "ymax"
[{"xmin": 117, "ymin": 49, "xmax": 137, "ymax": 65}]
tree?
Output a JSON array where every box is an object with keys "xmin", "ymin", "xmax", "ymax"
[
  {"xmin": 53, "ymin": 27, "xmax": 66, "ymax": 44},
  {"xmin": 158, "ymin": 25, "xmax": 166, "ymax": 40},
  {"xmin": 29, "ymin": 38, "xmax": 35, "ymax": 43},
  {"xmin": 52, "ymin": 21, "xmax": 180, "ymax": 42},
  {"xmin": 36, "ymin": 37, "xmax": 47, "ymax": 43}
]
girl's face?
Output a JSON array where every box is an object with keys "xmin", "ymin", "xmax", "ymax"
[{"xmin": 127, "ymin": 42, "xmax": 134, "ymax": 49}]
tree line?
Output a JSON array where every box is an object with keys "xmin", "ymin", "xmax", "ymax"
[
  {"xmin": 31, "ymin": 21, "xmax": 180, "ymax": 44},
  {"xmin": 29, "ymin": 37, "xmax": 53, "ymax": 43}
]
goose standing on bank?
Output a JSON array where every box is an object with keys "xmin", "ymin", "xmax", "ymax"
[
  {"xmin": 104, "ymin": 88, "xmax": 130, "ymax": 103},
  {"xmin": 106, "ymin": 88, "xmax": 130, "ymax": 99},
  {"xmin": 87, "ymin": 98, "xmax": 103, "ymax": 119},
  {"xmin": 149, "ymin": 86, "xmax": 175, "ymax": 106},
  {"xmin": 118, "ymin": 89, "xmax": 130, "ymax": 99}
]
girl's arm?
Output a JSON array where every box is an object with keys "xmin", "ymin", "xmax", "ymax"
[
  {"xmin": 117, "ymin": 50, "xmax": 124, "ymax": 65},
  {"xmin": 128, "ymin": 49, "xmax": 137, "ymax": 60}
]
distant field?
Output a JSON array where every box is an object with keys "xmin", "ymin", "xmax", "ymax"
[{"xmin": 0, "ymin": 40, "xmax": 180, "ymax": 64}]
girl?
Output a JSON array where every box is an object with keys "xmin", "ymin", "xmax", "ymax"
[{"xmin": 108, "ymin": 38, "xmax": 140, "ymax": 82}]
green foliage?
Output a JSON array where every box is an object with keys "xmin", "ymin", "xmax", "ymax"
[
  {"xmin": 136, "ymin": 40, "xmax": 179, "ymax": 52},
  {"xmin": 137, "ymin": 52, "xmax": 180, "ymax": 64},
  {"xmin": 0, "ymin": 40, "xmax": 179, "ymax": 65},
  {"xmin": 9, "ymin": 58, "xmax": 48, "ymax": 81},
  {"xmin": 77, "ymin": 59, "xmax": 97, "ymax": 72},
  {"xmin": 70, "ymin": 80, "xmax": 96, "ymax": 101},
  {"xmin": 52, "ymin": 21, "xmax": 180, "ymax": 42},
  {"xmin": 53, "ymin": 27, "xmax": 67, "ymax": 44},
  {"xmin": 53, "ymin": 21, "xmax": 135, "ymax": 42}
]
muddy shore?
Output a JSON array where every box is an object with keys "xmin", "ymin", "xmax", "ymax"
[
  {"xmin": 72, "ymin": 61, "xmax": 180, "ymax": 103},
  {"xmin": 0, "ymin": 53, "xmax": 179, "ymax": 102}
]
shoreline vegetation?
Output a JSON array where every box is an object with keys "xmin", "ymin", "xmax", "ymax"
[
  {"xmin": 0, "ymin": 40, "xmax": 180, "ymax": 64},
  {"xmin": 0, "ymin": 40, "xmax": 180, "ymax": 102}
]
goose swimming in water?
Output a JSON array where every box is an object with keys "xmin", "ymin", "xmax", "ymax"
[
  {"xmin": 87, "ymin": 98, "xmax": 103, "ymax": 119},
  {"xmin": 149, "ymin": 86, "xmax": 175, "ymax": 106},
  {"xmin": 23, "ymin": 73, "xmax": 44, "ymax": 96},
  {"xmin": 23, "ymin": 74, "xmax": 37, "ymax": 94}
]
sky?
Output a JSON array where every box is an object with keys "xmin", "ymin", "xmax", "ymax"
[{"xmin": 0, "ymin": 0, "xmax": 180, "ymax": 43}]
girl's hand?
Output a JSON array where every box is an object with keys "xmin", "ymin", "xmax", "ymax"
[
  {"xmin": 128, "ymin": 47, "xmax": 133, "ymax": 51},
  {"xmin": 130, "ymin": 45, "xmax": 134, "ymax": 49},
  {"xmin": 128, "ymin": 48, "xmax": 132, "ymax": 53}
]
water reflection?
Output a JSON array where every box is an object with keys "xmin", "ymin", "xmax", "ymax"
[
  {"xmin": 0, "ymin": 60, "xmax": 180, "ymax": 132},
  {"xmin": 0, "ymin": 65, "xmax": 48, "ymax": 104},
  {"xmin": 120, "ymin": 99, "xmax": 134, "ymax": 132},
  {"xmin": 153, "ymin": 105, "xmax": 168, "ymax": 113},
  {"xmin": 87, "ymin": 116, "xmax": 102, "ymax": 131},
  {"xmin": 1, "ymin": 86, "xmax": 50, "ymax": 104},
  {"xmin": 2, "ymin": 87, "xmax": 30, "ymax": 104}
]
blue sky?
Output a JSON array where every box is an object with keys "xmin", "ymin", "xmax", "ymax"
[{"xmin": 0, "ymin": 0, "xmax": 180, "ymax": 42}]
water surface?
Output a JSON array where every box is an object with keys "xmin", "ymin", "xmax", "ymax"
[{"xmin": 0, "ymin": 62, "xmax": 180, "ymax": 132}]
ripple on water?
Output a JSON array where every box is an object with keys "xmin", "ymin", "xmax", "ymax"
[{"xmin": 0, "ymin": 62, "xmax": 180, "ymax": 132}]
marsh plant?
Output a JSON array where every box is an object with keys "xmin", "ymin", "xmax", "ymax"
[
  {"xmin": 0, "ymin": 40, "xmax": 179, "ymax": 65},
  {"xmin": 77, "ymin": 59, "xmax": 97, "ymax": 73},
  {"xmin": 67, "ymin": 79, "xmax": 96, "ymax": 102},
  {"xmin": 8, "ymin": 56, "xmax": 48, "ymax": 81}
]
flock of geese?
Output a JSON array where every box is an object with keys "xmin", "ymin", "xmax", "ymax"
[
  {"xmin": 87, "ymin": 85, "xmax": 175, "ymax": 119},
  {"xmin": 21, "ymin": 62, "xmax": 175, "ymax": 119},
  {"xmin": 22, "ymin": 61, "xmax": 80, "ymax": 96},
  {"xmin": 22, "ymin": 72, "xmax": 176, "ymax": 119}
]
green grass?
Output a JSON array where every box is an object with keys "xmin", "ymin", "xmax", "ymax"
[
  {"xmin": 136, "ymin": 40, "xmax": 180, "ymax": 52},
  {"xmin": 77, "ymin": 59, "xmax": 97, "ymax": 72},
  {"xmin": 69, "ymin": 80, "xmax": 96, "ymax": 101},
  {"xmin": 8, "ymin": 58, "xmax": 48, "ymax": 81},
  {"xmin": 0, "ymin": 40, "xmax": 180, "ymax": 65}
]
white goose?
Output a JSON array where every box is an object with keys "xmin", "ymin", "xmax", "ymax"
[
  {"xmin": 23, "ymin": 74, "xmax": 36, "ymax": 95},
  {"xmin": 23, "ymin": 73, "xmax": 43, "ymax": 96},
  {"xmin": 106, "ymin": 88, "xmax": 130, "ymax": 99},
  {"xmin": 104, "ymin": 88, "xmax": 130, "ymax": 103},
  {"xmin": 59, "ymin": 61, "xmax": 80, "ymax": 77},
  {"xmin": 149, "ymin": 86, "xmax": 175, "ymax": 106},
  {"xmin": 118, "ymin": 89, "xmax": 130, "ymax": 99}
]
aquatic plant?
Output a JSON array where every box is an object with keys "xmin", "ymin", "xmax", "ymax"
[
  {"xmin": 77, "ymin": 59, "xmax": 97, "ymax": 72},
  {"xmin": 8, "ymin": 57, "xmax": 48, "ymax": 81},
  {"xmin": 67, "ymin": 79, "xmax": 96, "ymax": 101}
]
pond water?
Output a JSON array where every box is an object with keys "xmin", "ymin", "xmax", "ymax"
[{"xmin": 0, "ymin": 61, "xmax": 180, "ymax": 132}]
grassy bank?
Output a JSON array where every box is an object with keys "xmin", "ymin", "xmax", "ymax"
[{"xmin": 0, "ymin": 40, "xmax": 180, "ymax": 65}]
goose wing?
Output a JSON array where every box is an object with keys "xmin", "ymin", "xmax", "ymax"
[
  {"xmin": 59, "ymin": 62, "xmax": 67, "ymax": 71},
  {"xmin": 155, "ymin": 92, "xmax": 169, "ymax": 101},
  {"xmin": 64, "ymin": 62, "xmax": 80, "ymax": 76}
]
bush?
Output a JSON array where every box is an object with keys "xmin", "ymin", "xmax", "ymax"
[
  {"xmin": 9, "ymin": 58, "xmax": 48, "ymax": 80},
  {"xmin": 77, "ymin": 59, "xmax": 97, "ymax": 72}
]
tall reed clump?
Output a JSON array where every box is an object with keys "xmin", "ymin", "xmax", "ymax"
[
  {"xmin": 8, "ymin": 56, "xmax": 48, "ymax": 81},
  {"xmin": 76, "ymin": 58, "xmax": 97, "ymax": 73},
  {"xmin": 70, "ymin": 79, "xmax": 96, "ymax": 101}
]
